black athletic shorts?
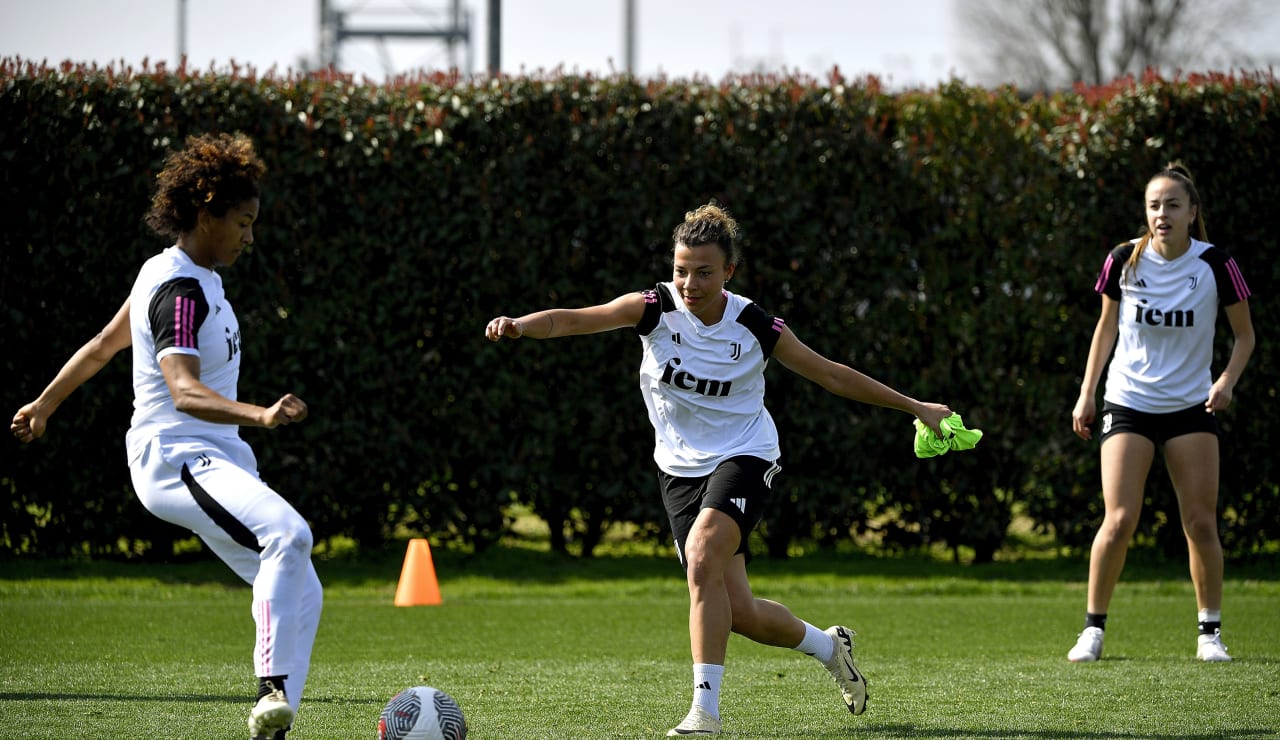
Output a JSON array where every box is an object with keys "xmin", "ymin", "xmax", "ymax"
[
  {"xmin": 658, "ymin": 455, "xmax": 780, "ymax": 570},
  {"xmin": 1099, "ymin": 401, "xmax": 1219, "ymax": 446}
]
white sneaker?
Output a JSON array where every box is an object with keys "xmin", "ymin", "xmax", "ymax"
[
  {"xmin": 822, "ymin": 626, "xmax": 869, "ymax": 715},
  {"xmin": 1197, "ymin": 630, "xmax": 1232, "ymax": 662},
  {"xmin": 248, "ymin": 681, "xmax": 294, "ymax": 739},
  {"xmin": 1067, "ymin": 626, "xmax": 1104, "ymax": 662},
  {"xmin": 666, "ymin": 706, "xmax": 721, "ymax": 736}
]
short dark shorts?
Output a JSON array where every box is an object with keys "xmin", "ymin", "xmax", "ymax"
[
  {"xmin": 1098, "ymin": 401, "xmax": 1219, "ymax": 446},
  {"xmin": 658, "ymin": 455, "xmax": 780, "ymax": 570}
]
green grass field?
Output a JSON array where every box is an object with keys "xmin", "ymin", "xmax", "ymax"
[{"xmin": 1, "ymin": 543, "xmax": 1278, "ymax": 739}]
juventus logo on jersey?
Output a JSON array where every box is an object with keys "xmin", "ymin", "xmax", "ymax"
[
  {"xmin": 194, "ymin": 453, "xmax": 212, "ymax": 469},
  {"xmin": 729, "ymin": 342, "xmax": 741, "ymax": 360},
  {"xmin": 1187, "ymin": 275, "xmax": 1199, "ymax": 290},
  {"xmin": 672, "ymin": 333, "xmax": 682, "ymax": 345}
]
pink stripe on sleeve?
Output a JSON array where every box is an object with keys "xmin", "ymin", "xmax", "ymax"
[
  {"xmin": 1093, "ymin": 254, "xmax": 1114, "ymax": 294},
  {"xmin": 173, "ymin": 296, "xmax": 196, "ymax": 348},
  {"xmin": 1226, "ymin": 258, "xmax": 1251, "ymax": 300},
  {"xmin": 173, "ymin": 297, "xmax": 184, "ymax": 347}
]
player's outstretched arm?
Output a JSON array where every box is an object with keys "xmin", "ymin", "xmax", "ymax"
[
  {"xmin": 11, "ymin": 298, "xmax": 133, "ymax": 443},
  {"xmin": 772, "ymin": 325, "xmax": 951, "ymax": 435},
  {"xmin": 486, "ymin": 292, "xmax": 647, "ymax": 341}
]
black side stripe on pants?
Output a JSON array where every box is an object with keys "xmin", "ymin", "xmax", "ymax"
[{"xmin": 181, "ymin": 463, "xmax": 264, "ymax": 553}]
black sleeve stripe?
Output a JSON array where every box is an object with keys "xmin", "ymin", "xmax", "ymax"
[
  {"xmin": 735, "ymin": 302, "xmax": 784, "ymax": 359},
  {"xmin": 1199, "ymin": 247, "xmax": 1252, "ymax": 306},
  {"xmin": 149, "ymin": 277, "xmax": 209, "ymax": 352},
  {"xmin": 635, "ymin": 284, "xmax": 679, "ymax": 336}
]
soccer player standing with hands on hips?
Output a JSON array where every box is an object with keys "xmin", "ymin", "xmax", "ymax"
[
  {"xmin": 1068, "ymin": 162, "xmax": 1255, "ymax": 664},
  {"xmin": 485, "ymin": 203, "xmax": 953, "ymax": 736},
  {"xmin": 11, "ymin": 133, "xmax": 322, "ymax": 740}
]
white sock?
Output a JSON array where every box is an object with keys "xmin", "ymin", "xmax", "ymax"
[
  {"xmin": 1198, "ymin": 608, "xmax": 1221, "ymax": 624},
  {"xmin": 692, "ymin": 663, "xmax": 723, "ymax": 718},
  {"xmin": 792, "ymin": 622, "xmax": 834, "ymax": 664}
]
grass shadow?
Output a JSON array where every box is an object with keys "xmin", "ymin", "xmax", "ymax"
[
  {"xmin": 1, "ymin": 542, "xmax": 1276, "ymax": 590},
  {"xmin": 841, "ymin": 724, "xmax": 1280, "ymax": 740}
]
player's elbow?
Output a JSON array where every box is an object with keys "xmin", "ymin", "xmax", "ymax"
[{"xmin": 168, "ymin": 384, "xmax": 207, "ymax": 415}]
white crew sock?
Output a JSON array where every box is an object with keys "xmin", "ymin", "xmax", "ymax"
[
  {"xmin": 792, "ymin": 622, "xmax": 834, "ymax": 664},
  {"xmin": 692, "ymin": 663, "xmax": 724, "ymax": 719}
]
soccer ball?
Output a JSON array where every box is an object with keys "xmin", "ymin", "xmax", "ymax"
[{"xmin": 377, "ymin": 686, "xmax": 467, "ymax": 740}]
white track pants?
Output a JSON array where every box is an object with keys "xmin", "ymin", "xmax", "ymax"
[{"xmin": 130, "ymin": 434, "xmax": 323, "ymax": 712}]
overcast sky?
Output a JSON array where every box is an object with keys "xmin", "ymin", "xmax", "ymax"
[
  {"xmin": 1, "ymin": 0, "xmax": 969, "ymax": 87},
  {"xmin": 3, "ymin": 1, "xmax": 1277, "ymax": 88}
]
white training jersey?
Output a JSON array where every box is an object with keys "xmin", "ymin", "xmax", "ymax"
[
  {"xmin": 635, "ymin": 282, "xmax": 785, "ymax": 476},
  {"xmin": 1094, "ymin": 237, "xmax": 1251, "ymax": 413},
  {"xmin": 125, "ymin": 245, "xmax": 243, "ymax": 461}
]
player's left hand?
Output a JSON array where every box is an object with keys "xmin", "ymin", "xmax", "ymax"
[
  {"xmin": 915, "ymin": 402, "xmax": 952, "ymax": 438},
  {"xmin": 1205, "ymin": 379, "xmax": 1234, "ymax": 414},
  {"xmin": 262, "ymin": 394, "xmax": 308, "ymax": 428}
]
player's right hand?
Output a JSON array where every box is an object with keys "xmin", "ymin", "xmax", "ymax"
[
  {"xmin": 485, "ymin": 316, "xmax": 524, "ymax": 341},
  {"xmin": 1072, "ymin": 396, "xmax": 1095, "ymax": 440},
  {"xmin": 11, "ymin": 402, "xmax": 48, "ymax": 443}
]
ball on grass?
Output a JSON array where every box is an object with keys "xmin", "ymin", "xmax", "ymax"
[{"xmin": 377, "ymin": 686, "xmax": 467, "ymax": 740}]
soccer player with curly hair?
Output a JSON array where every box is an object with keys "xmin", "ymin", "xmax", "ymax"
[{"xmin": 12, "ymin": 132, "xmax": 321, "ymax": 740}]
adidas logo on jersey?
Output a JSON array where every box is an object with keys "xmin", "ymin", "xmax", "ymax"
[{"xmin": 730, "ymin": 498, "xmax": 746, "ymax": 513}]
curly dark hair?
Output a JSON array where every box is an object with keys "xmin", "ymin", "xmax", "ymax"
[
  {"xmin": 145, "ymin": 132, "xmax": 265, "ymax": 239},
  {"xmin": 671, "ymin": 202, "xmax": 742, "ymax": 267}
]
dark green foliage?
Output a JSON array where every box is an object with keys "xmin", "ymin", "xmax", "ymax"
[{"xmin": 2, "ymin": 60, "xmax": 1276, "ymax": 560}]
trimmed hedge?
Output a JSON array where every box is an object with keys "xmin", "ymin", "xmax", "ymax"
[{"xmin": 2, "ymin": 60, "xmax": 1276, "ymax": 560}]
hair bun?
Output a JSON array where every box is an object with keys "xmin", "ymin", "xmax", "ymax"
[{"xmin": 1165, "ymin": 160, "xmax": 1194, "ymax": 181}]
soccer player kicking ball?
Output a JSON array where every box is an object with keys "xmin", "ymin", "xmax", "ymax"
[
  {"xmin": 486, "ymin": 203, "xmax": 953, "ymax": 735},
  {"xmin": 12, "ymin": 133, "xmax": 322, "ymax": 740}
]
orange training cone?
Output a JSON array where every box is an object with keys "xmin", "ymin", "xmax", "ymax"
[{"xmin": 394, "ymin": 538, "xmax": 442, "ymax": 606}]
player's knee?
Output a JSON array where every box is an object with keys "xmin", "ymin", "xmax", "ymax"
[
  {"xmin": 268, "ymin": 515, "xmax": 314, "ymax": 559},
  {"xmin": 685, "ymin": 555, "xmax": 723, "ymax": 590},
  {"xmin": 1181, "ymin": 509, "xmax": 1219, "ymax": 543},
  {"xmin": 1100, "ymin": 511, "xmax": 1139, "ymax": 540}
]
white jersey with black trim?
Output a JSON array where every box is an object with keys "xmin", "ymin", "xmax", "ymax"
[
  {"xmin": 635, "ymin": 282, "xmax": 785, "ymax": 477},
  {"xmin": 1094, "ymin": 237, "xmax": 1251, "ymax": 413},
  {"xmin": 125, "ymin": 245, "xmax": 243, "ymax": 461}
]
